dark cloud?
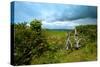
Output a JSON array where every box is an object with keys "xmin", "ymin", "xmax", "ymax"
[{"xmin": 56, "ymin": 6, "xmax": 97, "ymax": 21}]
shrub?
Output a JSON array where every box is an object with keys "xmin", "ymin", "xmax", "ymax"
[{"xmin": 13, "ymin": 19, "xmax": 48, "ymax": 65}]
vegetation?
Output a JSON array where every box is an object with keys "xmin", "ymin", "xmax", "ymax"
[
  {"xmin": 13, "ymin": 19, "xmax": 97, "ymax": 65},
  {"xmin": 13, "ymin": 20, "xmax": 48, "ymax": 65}
]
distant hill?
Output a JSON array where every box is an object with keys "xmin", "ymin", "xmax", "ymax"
[{"xmin": 44, "ymin": 29, "xmax": 73, "ymax": 32}]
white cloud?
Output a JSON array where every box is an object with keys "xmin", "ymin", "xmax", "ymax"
[
  {"xmin": 42, "ymin": 20, "xmax": 79, "ymax": 29},
  {"xmin": 41, "ymin": 17, "xmax": 96, "ymax": 29}
]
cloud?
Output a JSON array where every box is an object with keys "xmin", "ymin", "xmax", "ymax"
[
  {"xmin": 42, "ymin": 21, "xmax": 76, "ymax": 29},
  {"xmin": 73, "ymin": 17, "xmax": 97, "ymax": 25},
  {"xmin": 13, "ymin": 1, "xmax": 97, "ymax": 23},
  {"xmin": 42, "ymin": 18, "xmax": 97, "ymax": 29},
  {"xmin": 61, "ymin": 6, "xmax": 97, "ymax": 21}
]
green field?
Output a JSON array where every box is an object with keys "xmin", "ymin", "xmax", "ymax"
[{"xmin": 31, "ymin": 26, "xmax": 97, "ymax": 64}]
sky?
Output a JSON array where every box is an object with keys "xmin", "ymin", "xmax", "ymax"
[{"xmin": 11, "ymin": 1, "xmax": 97, "ymax": 29}]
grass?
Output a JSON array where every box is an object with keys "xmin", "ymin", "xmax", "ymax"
[{"xmin": 31, "ymin": 29, "xmax": 97, "ymax": 64}]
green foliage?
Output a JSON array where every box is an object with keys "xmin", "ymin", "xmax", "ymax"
[
  {"xmin": 31, "ymin": 25, "xmax": 97, "ymax": 64},
  {"xmin": 30, "ymin": 19, "xmax": 42, "ymax": 32},
  {"xmin": 76, "ymin": 25, "xmax": 97, "ymax": 42},
  {"xmin": 13, "ymin": 20, "xmax": 48, "ymax": 65}
]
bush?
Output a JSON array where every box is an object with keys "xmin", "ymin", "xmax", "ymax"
[
  {"xmin": 13, "ymin": 19, "xmax": 48, "ymax": 65},
  {"xmin": 76, "ymin": 25, "xmax": 97, "ymax": 42}
]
